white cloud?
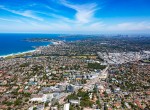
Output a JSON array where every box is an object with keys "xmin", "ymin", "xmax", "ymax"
[
  {"xmin": 107, "ymin": 22, "xmax": 150, "ymax": 31},
  {"xmin": 0, "ymin": 2, "xmax": 149, "ymax": 33},
  {"xmin": 0, "ymin": 1, "xmax": 104, "ymax": 33},
  {"xmin": 0, "ymin": 5, "xmax": 43, "ymax": 21},
  {"xmin": 51, "ymin": 13, "xmax": 74, "ymax": 23},
  {"xmin": 0, "ymin": 18, "xmax": 22, "ymax": 23},
  {"xmin": 60, "ymin": 0, "xmax": 99, "ymax": 24},
  {"xmin": 20, "ymin": 10, "xmax": 43, "ymax": 21}
]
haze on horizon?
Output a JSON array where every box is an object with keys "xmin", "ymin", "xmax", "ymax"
[{"xmin": 0, "ymin": 0, "xmax": 150, "ymax": 34}]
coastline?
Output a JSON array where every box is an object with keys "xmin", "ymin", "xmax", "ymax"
[
  {"xmin": 0, "ymin": 41, "xmax": 57, "ymax": 58},
  {"xmin": 0, "ymin": 50, "xmax": 36, "ymax": 58},
  {"xmin": 0, "ymin": 40, "xmax": 65, "ymax": 58}
]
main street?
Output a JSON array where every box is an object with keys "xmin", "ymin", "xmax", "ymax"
[{"xmin": 83, "ymin": 66, "xmax": 109, "ymax": 89}]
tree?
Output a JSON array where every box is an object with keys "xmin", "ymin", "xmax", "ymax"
[
  {"xmin": 88, "ymin": 63, "xmax": 106, "ymax": 69},
  {"xmin": 14, "ymin": 99, "xmax": 22, "ymax": 106},
  {"xmin": 70, "ymin": 105, "xmax": 75, "ymax": 110},
  {"xmin": 96, "ymin": 100, "xmax": 101, "ymax": 109},
  {"xmin": 33, "ymin": 107, "xmax": 37, "ymax": 110}
]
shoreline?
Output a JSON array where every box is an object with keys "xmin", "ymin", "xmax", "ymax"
[
  {"xmin": 0, "ymin": 50, "xmax": 36, "ymax": 58},
  {"xmin": 0, "ymin": 41, "xmax": 64, "ymax": 58}
]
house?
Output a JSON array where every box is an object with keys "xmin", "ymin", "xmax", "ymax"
[
  {"xmin": 114, "ymin": 87, "xmax": 120, "ymax": 93},
  {"xmin": 125, "ymin": 102, "xmax": 131, "ymax": 109},
  {"xmin": 30, "ymin": 94, "xmax": 43, "ymax": 102},
  {"xmin": 69, "ymin": 100, "xmax": 79, "ymax": 105},
  {"xmin": 114, "ymin": 102, "xmax": 121, "ymax": 109},
  {"xmin": 0, "ymin": 87, "xmax": 8, "ymax": 93},
  {"xmin": 66, "ymin": 85, "xmax": 74, "ymax": 92},
  {"xmin": 106, "ymin": 89, "xmax": 111, "ymax": 94},
  {"xmin": 36, "ymin": 104, "xmax": 44, "ymax": 110},
  {"xmin": 83, "ymin": 108, "xmax": 94, "ymax": 110},
  {"xmin": 51, "ymin": 106, "xmax": 58, "ymax": 110},
  {"xmin": 75, "ymin": 75, "xmax": 82, "ymax": 81}
]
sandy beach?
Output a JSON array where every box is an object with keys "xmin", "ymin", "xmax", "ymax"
[{"xmin": 0, "ymin": 50, "xmax": 36, "ymax": 58}]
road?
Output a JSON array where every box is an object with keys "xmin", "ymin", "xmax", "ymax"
[
  {"xmin": 83, "ymin": 66, "xmax": 109, "ymax": 110},
  {"xmin": 83, "ymin": 66, "xmax": 109, "ymax": 89}
]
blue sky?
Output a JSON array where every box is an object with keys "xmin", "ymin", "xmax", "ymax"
[{"xmin": 0, "ymin": 0, "xmax": 150, "ymax": 34}]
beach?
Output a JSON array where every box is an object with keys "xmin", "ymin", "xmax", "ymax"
[
  {"xmin": 0, "ymin": 50, "xmax": 36, "ymax": 58},
  {"xmin": 0, "ymin": 42, "xmax": 61, "ymax": 58}
]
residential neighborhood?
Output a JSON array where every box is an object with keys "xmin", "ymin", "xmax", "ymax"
[{"xmin": 0, "ymin": 36, "xmax": 150, "ymax": 110}]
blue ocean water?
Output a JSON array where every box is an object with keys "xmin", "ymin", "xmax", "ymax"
[{"xmin": 0, "ymin": 34, "xmax": 86, "ymax": 56}]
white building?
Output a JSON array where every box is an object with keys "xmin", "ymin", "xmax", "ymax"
[
  {"xmin": 30, "ymin": 94, "xmax": 54, "ymax": 102},
  {"xmin": 63, "ymin": 103, "xmax": 70, "ymax": 110}
]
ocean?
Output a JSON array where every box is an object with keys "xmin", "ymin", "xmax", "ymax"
[{"xmin": 0, "ymin": 33, "xmax": 86, "ymax": 56}]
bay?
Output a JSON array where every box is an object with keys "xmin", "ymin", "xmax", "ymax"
[{"xmin": 0, "ymin": 33, "xmax": 86, "ymax": 56}]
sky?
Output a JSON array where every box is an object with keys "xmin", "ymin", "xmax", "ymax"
[{"xmin": 0, "ymin": 0, "xmax": 150, "ymax": 34}]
